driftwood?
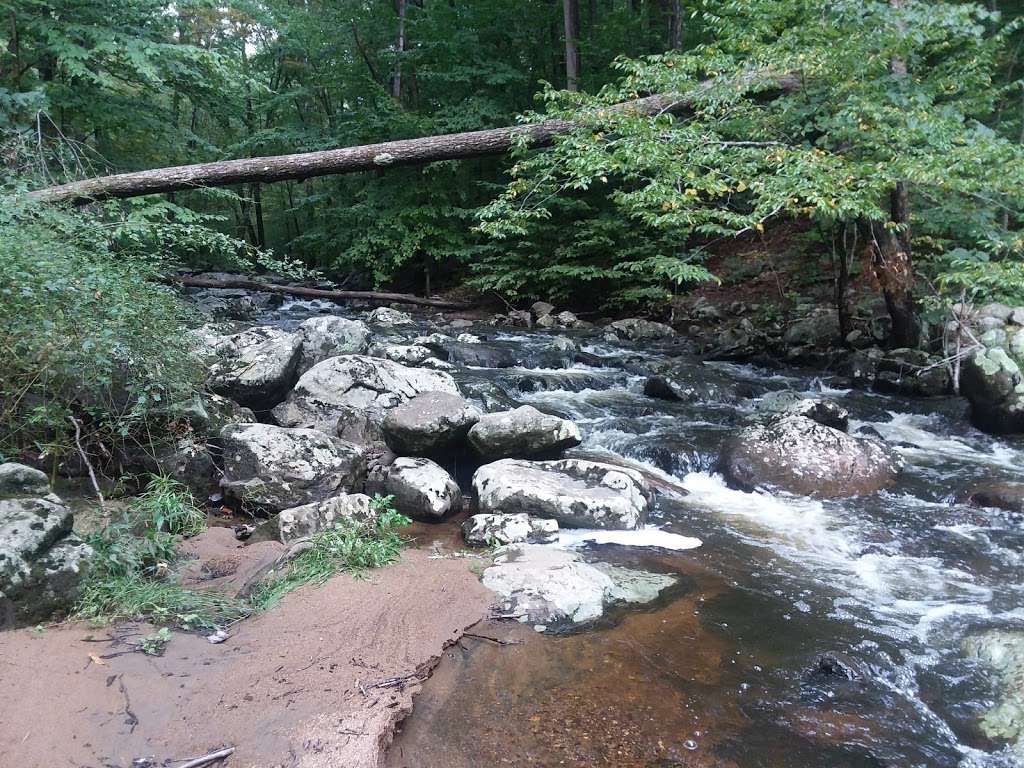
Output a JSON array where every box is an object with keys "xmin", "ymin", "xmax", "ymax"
[
  {"xmin": 174, "ymin": 747, "xmax": 236, "ymax": 768},
  {"xmin": 29, "ymin": 74, "xmax": 799, "ymax": 205},
  {"xmin": 171, "ymin": 274, "xmax": 471, "ymax": 309}
]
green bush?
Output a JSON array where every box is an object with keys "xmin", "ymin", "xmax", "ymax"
[
  {"xmin": 131, "ymin": 475, "xmax": 207, "ymax": 537},
  {"xmin": 0, "ymin": 195, "xmax": 202, "ymax": 467}
]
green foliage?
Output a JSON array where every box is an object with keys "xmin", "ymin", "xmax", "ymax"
[
  {"xmin": 479, "ymin": 0, "xmax": 1024, "ymax": 308},
  {"xmin": 138, "ymin": 627, "xmax": 172, "ymax": 655},
  {"xmin": 131, "ymin": 475, "xmax": 207, "ymax": 537},
  {"xmin": 250, "ymin": 496, "xmax": 411, "ymax": 610}
]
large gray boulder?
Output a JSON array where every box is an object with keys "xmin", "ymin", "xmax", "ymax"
[
  {"xmin": 207, "ymin": 326, "xmax": 303, "ymax": 410},
  {"xmin": 0, "ymin": 463, "xmax": 92, "ymax": 625},
  {"xmin": 961, "ymin": 345, "xmax": 1024, "ymax": 435},
  {"xmin": 467, "ymin": 406, "xmax": 581, "ymax": 460},
  {"xmin": 271, "ymin": 355, "xmax": 460, "ymax": 437},
  {"xmin": 367, "ymin": 307, "xmax": 412, "ymax": 326},
  {"xmin": 219, "ymin": 423, "xmax": 366, "ymax": 512},
  {"xmin": 483, "ymin": 544, "xmax": 676, "ymax": 624},
  {"xmin": 367, "ymin": 343, "xmax": 436, "ymax": 367},
  {"xmin": 962, "ymin": 630, "xmax": 1024, "ymax": 751},
  {"xmin": 607, "ymin": 318, "xmax": 675, "ymax": 341},
  {"xmin": 462, "ymin": 513, "xmax": 558, "ymax": 546},
  {"xmin": 297, "ymin": 316, "xmax": 370, "ymax": 373},
  {"xmin": 721, "ymin": 414, "xmax": 901, "ymax": 498},
  {"xmin": 366, "ymin": 457, "xmax": 461, "ymax": 521},
  {"xmin": 473, "ymin": 458, "xmax": 651, "ymax": 530},
  {"xmin": 382, "ymin": 391, "xmax": 481, "ymax": 456},
  {"xmin": 783, "ymin": 309, "xmax": 840, "ymax": 348},
  {"xmin": 755, "ymin": 391, "xmax": 849, "ymax": 431},
  {"xmin": 278, "ymin": 493, "xmax": 375, "ymax": 544}
]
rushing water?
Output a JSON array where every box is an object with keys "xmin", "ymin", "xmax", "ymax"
[{"xmin": 260, "ymin": 298, "xmax": 1024, "ymax": 767}]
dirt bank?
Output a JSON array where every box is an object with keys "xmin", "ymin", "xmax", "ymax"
[{"xmin": 0, "ymin": 546, "xmax": 493, "ymax": 768}]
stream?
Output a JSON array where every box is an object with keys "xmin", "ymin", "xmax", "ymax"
[{"xmin": 254, "ymin": 296, "xmax": 1024, "ymax": 767}]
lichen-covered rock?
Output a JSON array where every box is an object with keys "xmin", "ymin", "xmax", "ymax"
[
  {"xmin": 271, "ymin": 355, "xmax": 459, "ymax": 436},
  {"xmin": 473, "ymin": 458, "xmax": 651, "ymax": 530},
  {"xmin": 483, "ymin": 544, "xmax": 675, "ymax": 624},
  {"xmin": 755, "ymin": 391, "xmax": 849, "ymax": 431},
  {"xmin": 722, "ymin": 414, "xmax": 902, "ymax": 498},
  {"xmin": 962, "ymin": 630, "xmax": 1024, "ymax": 749},
  {"xmin": 367, "ymin": 307, "xmax": 412, "ymax": 326},
  {"xmin": 366, "ymin": 457, "xmax": 461, "ymax": 521},
  {"xmin": 0, "ymin": 462, "xmax": 51, "ymax": 497},
  {"xmin": 607, "ymin": 318, "xmax": 675, "ymax": 341},
  {"xmin": 0, "ymin": 466, "xmax": 91, "ymax": 625},
  {"xmin": 961, "ymin": 346, "xmax": 1024, "ymax": 434},
  {"xmin": 367, "ymin": 343, "xmax": 436, "ymax": 366},
  {"xmin": 462, "ymin": 513, "xmax": 558, "ymax": 546},
  {"xmin": 207, "ymin": 326, "xmax": 303, "ymax": 410},
  {"xmin": 278, "ymin": 493, "xmax": 375, "ymax": 544},
  {"xmin": 381, "ymin": 391, "xmax": 481, "ymax": 456},
  {"xmin": 219, "ymin": 423, "xmax": 366, "ymax": 512},
  {"xmin": 467, "ymin": 405, "xmax": 581, "ymax": 460},
  {"xmin": 783, "ymin": 309, "xmax": 840, "ymax": 348},
  {"xmin": 297, "ymin": 316, "xmax": 370, "ymax": 373}
]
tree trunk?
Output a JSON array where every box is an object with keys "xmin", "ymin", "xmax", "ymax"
[
  {"xmin": 662, "ymin": 0, "xmax": 682, "ymax": 49},
  {"xmin": 29, "ymin": 74, "xmax": 800, "ymax": 204},
  {"xmin": 869, "ymin": 187, "xmax": 921, "ymax": 349},
  {"xmin": 563, "ymin": 0, "xmax": 581, "ymax": 91},
  {"xmin": 170, "ymin": 275, "xmax": 469, "ymax": 309},
  {"xmin": 392, "ymin": 0, "xmax": 407, "ymax": 102}
]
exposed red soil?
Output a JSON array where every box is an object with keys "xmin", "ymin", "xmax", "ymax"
[{"xmin": 0, "ymin": 542, "xmax": 494, "ymax": 768}]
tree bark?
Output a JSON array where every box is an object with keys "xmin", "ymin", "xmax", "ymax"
[
  {"xmin": 29, "ymin": 74, "xmax": 800, "ymax": 205},
  {"xmin": 170, "ymin": 275, "xmax": 471, "ymax": 309},
  {"xmin": 392, "ymin": 0, "xmax": 407, "ymax": 102},
  {"xmin": 563, "ymin": 0, "xmax": 581, "ymax": 91}
]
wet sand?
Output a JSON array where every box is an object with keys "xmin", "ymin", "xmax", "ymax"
[{"xmin": 0, "ymin": 545, "xmax": 493, "ymax": 768}]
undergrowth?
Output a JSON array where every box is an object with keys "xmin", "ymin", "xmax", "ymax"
[{"xmin": 76, "ymin": 492, "xmax": 410, "ymax": 630}]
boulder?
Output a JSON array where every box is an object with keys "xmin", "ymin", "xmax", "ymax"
[
  {"xmin": 873, "ymin": 348, "xmax": 952, "ymax": 397},
  {"xmin": 721, "ymin": 414, "xmax": 901, "ymax": 498},
  {"xmin": 783, "ymin": 310, "xmax": 840, "ymax": 348},
  {"xmin": 367, "ymin": 307, "xmax": 412, "ymax": 326},
  {"xmin": 219, "ymin": 423, "xmax": 366, "ymax": 512},
  {"xmin": 508, "ymin": 309, "xmax": 533, "ymax": 328},
  {"xmin": 556, "ymin": 311, "xmax": 580, "ymax": 328},
  {"xmin": 960, "ymin": 347, "xmax": 1024, "ymax": 434},
  {"xmin": 531, "ymin": 301, "xmax": 555, "ymax": 319},
  {"xmin": 0, "ymin": 462, "xmax": 51, "ymax": 497},
  {"xmin": 271, "ymin": 355, "xmax": 460, "ymax": 436},
  {"xmin": 0, "ymin": 465, "xmax": 92, "ymax": 625},
  {"xmin": 278, "ymin": 493, "xmax": 375, "ymax": 544},
  {"xmin": 962, "ymin": 630, "xmax": 1024, "ymax": 749},
  {"xmin": 366, "ymin": 457, "xmax": 461, "ymax": 521},
  {"xmin": 296, "ymin": 316, "xmax": 370, "ymax": 373},
  {"xmin": 381, "ymin": 391, "xmax": 482, "ymax": 455},
  {"xmin": 483, "ymin": 544, "xmax": 676, "ymax": 624},
  {"xmin": 462, "ymin": 513, "xmax": 558, "ymax": 546},
  {"xmin": 755, "ymin": 391, "xmax": 849, "ymax": 431},
  {"xmin": 964, "ymin": 482, "xmax": 1024, "ymax": 514},
  {"xmin": 368, "ymin": 343, "xmax": 436, "ymax": 366},
  {"xmin": 467, "ymin": 405, "xmax": 581, "ymax": 460},
  {"xmin": 175, "ymin": 393, "xmax": 256, "ymax": 436},
  {"xmin": 443, "ymin": 341, "xmax": 516, "ymax": 368},
  {"xmin": 448, "ymin": 318, "xmax": 474, "ymax": 330},
  {"xmin": 608, "ymin": 318, "xmax": 675, "ymax": 341},
  {"xmin": 473, "ymin": 458, "xmax": 651, "ymax": 530},
  {"xmin": 207, "ymin": 326, "xmax": 303, "ymax": 410}
]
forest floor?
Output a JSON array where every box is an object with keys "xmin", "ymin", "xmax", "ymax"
[{"xmin": 0, "ymin": 527, "xmax": 493, "ymax": 768}]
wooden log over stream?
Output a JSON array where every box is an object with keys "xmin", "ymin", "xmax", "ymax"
[
  {"xmin": 170, "ymin": 275, "xmax": 471, "ymax": 309},
  {"xmin": 29, "ymin": 74, "xmax": 799, "ymax": 205}
]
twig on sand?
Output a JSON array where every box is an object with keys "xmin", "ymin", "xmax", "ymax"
[
  {"xmin": 461, "ymin": 632, "xmax": 523, "ymax": 646},
  {"xmin": 359, "ymin": 671, "xmax": 423, "ymax": 694},
  {"xmin": 117, "ymin": 677, "xmax": 139, "ymax": 733},
  {"xmin": 174, "ymin": 746, "xmax": 236, "ymax": 768}
]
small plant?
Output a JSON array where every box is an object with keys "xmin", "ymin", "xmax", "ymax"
[
  {"xmin": 138, "ymin": 627, "xmax": 171, "ymax": 655},
  {"xmin": 131, "ymin": 475, "xmax": 207, "ymax": 537},
  {"xmin": 251, "ymin": 495, "xmax": 411, "ymax": 610}
]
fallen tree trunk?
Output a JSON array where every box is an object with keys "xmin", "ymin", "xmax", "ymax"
[
  {"xmin": 170, "ymin": 275, "xmax": 471, "ymax": 309},
  {"xmin": 30, "ymin": 74, "xmax": 799, "ymax": 205}
]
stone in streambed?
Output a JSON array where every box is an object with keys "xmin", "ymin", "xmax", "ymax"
[
  {"xmin": 206, "ymin": 325, "xmax": 303, "ymax": 410},
  {"xmin": 482, "ymin": 544, "xmax": 675, "ymax": 624},
  {"xmin": 467, "ymin": 405, "xmax": 581, "ymax": 460},
  {"xmin": 296, "ymin": 316, "xmax": 370, "ymax": 373},
  {"xmin": 462, "ymin": 513, "xmax": 558, "ymax": 546},
  {"xmin": 721, "ymin": 414, "xmax": 901, "ymax": 498},
  {"xmin": 382, "ymin": 391, "xmax": 481, "ymax": 456},
  {"xmin": 219, "ymin": 423, "xmax": 366, "ymax": 512},
  {"xmin": 366, "ymin": 457, "xmax": 461, "ymax": 522},
  {"xmin": 278, "ymin": 493, "xmax": 375, "ymax": 544},
  {"xmin": 271, "ymin": 355, "xmax": 459, "ymax": 437},
  {"xmin": 473, "ymin": 458, "xmax": 650, "ymax": 530}
]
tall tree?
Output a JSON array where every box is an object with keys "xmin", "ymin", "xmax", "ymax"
[{"xmin": 563, "ymin": 0, "xmax": 581, "ymax": 90}]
